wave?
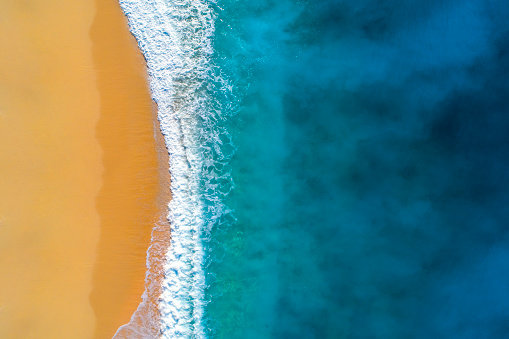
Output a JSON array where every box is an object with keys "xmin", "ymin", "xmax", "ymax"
[{"xmin": 114, "ymin": 0, "xmax": 235, "ymax": 338}]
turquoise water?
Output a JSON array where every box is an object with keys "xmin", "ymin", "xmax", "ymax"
[
  {"xmin": 205, "ymin": 0, "xmax": 509, "ymax": 338},
  {"xmin": 119, "ymin": 0, "xmax": 509, "ymax": 337}
]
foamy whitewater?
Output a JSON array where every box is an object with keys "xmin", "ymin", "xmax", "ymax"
[{"xmin": 115, "ymin": 0, "xmax": 235, "ymax": 338}]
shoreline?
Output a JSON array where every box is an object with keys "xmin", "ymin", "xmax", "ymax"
[
  {"xmin": 117, "ymin": 1, "xmax": 224, "ymax": 335},
  {"xmin": 90, "ymin": 0, "xmax": 171, "ymax": 337}
]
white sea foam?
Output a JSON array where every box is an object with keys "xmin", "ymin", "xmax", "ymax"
[{"xmin": 114, "ymin": 0, "xmax": 234, "ymax": 338}]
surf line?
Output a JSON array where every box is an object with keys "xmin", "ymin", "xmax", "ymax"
[{"xmin": 115, "ymin": 0, "xmax": 230, "ymax": 338}]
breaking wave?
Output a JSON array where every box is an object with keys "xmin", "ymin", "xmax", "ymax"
[{"xmin": 114, "ymin": 0, "xmax": 235, "ymax": 337}]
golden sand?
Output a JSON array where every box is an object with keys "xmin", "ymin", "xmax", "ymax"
[
  {"xmin": 0, "ymin": 0, "xmax": 168, "ymax": 337},
  {"xmin": 90, "ymin": 0, "xmax": 170, "ymax": 337}
]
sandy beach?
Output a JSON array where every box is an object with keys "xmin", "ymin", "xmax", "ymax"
[
  {"xmin": 90, "ymin": 0, "xmax": 169, "ymax": 337},
  {"xmin": 0, "ymin": 0, "xmax": 166, "ymax": 337}
]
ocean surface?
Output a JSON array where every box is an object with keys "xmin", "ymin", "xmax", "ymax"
[{"xmin": 119, "ymin": 0, "xmax": 509, "ymax": 337}]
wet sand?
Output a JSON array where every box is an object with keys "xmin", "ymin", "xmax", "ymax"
[
  {"xmin": 0, "ymin": 0, "xmax": 167, "ymax": 337},
  {"xmin": 90, "ymin": 0, "xmax": 170, "ymax": 337}
]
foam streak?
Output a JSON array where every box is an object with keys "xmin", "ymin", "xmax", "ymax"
[{"xmin": 115, "ymin": 0, "xmax": 232, "ymax": 337}]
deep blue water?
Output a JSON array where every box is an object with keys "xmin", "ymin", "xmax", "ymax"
[{"xmin": 203, "ymin": 0, "xmax": 509, "ymax": 338}]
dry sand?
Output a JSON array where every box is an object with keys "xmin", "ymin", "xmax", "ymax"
[{"xmin": 0, "ymin": 0, "xmax": 167, "ymax": 337}]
